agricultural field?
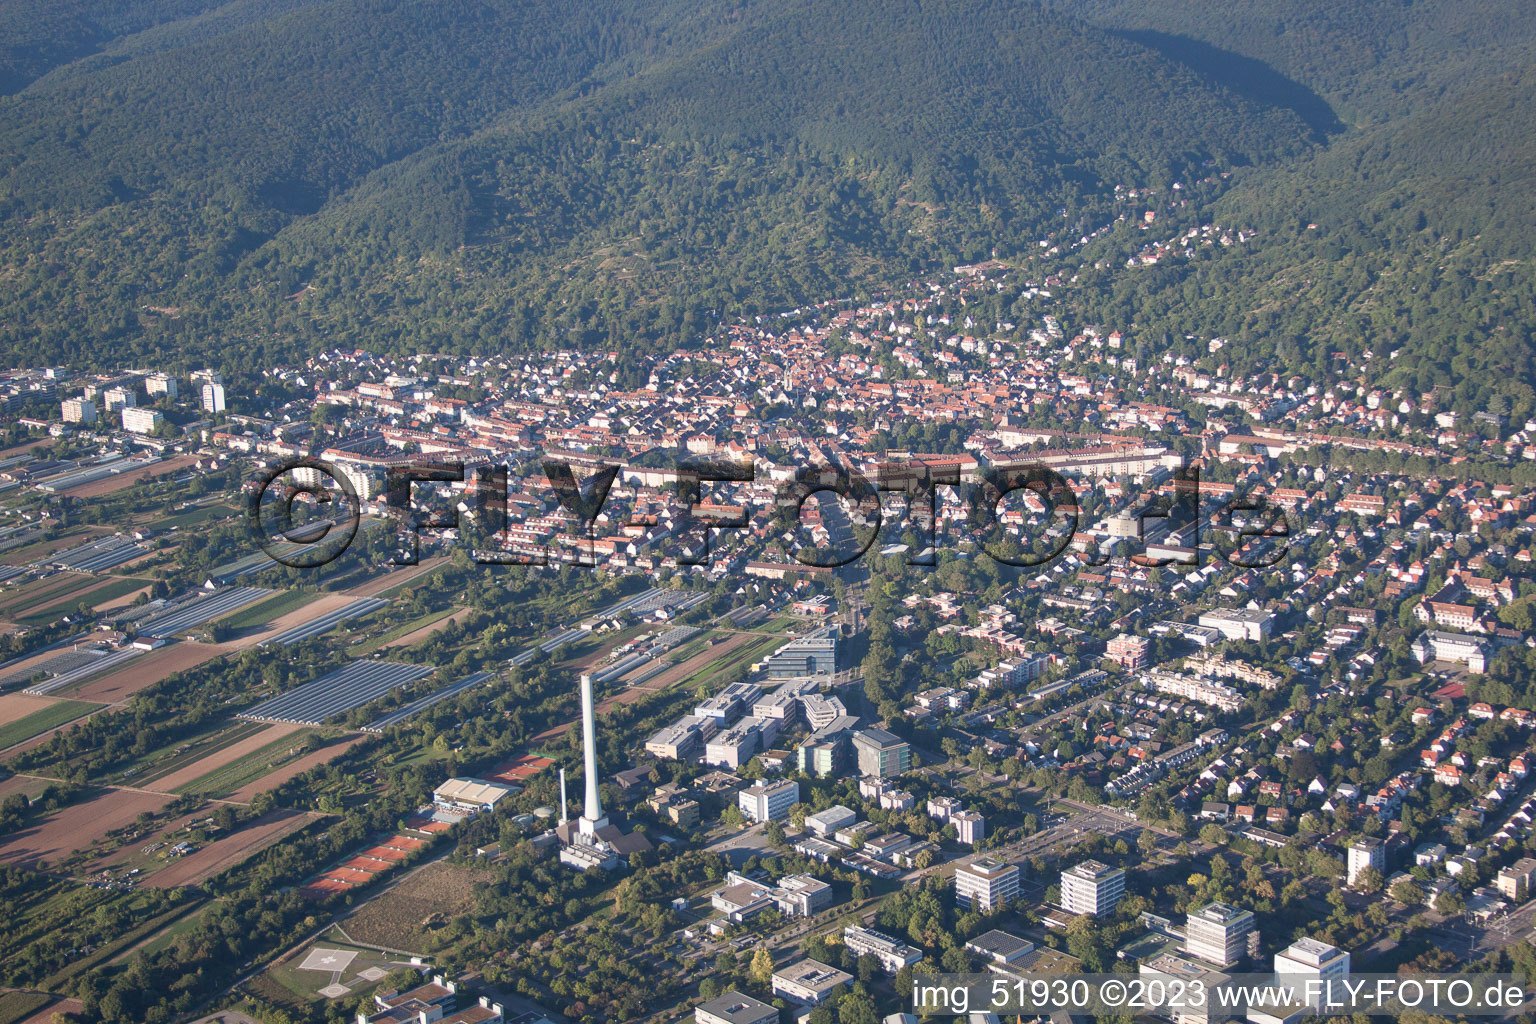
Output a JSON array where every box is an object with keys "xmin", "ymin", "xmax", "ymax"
[
  {"xmin": 146, "ymin": 723, "xmax": 305, "ymax": 794},
  {"xmin": 0, "ymin": 573, "xmax": 102, "ymax": 621},
  {"xmin": 212, "ymin": 588, "xmax": 319, "ymax": 633},
  {"xmin": 143, "ymin": 809, "xmax": 322, "ymax": 889},
  {"xmin": 0, "ymin": 787, "xmax": 170, "ymax": 870},
  {"xmin": 0, "ymin": 992, "xmax": 50, "ymax": 1024},
  {"xmin": 0, "ymin": 697, "xmax": 102, "ymax": 751},
  {"xmin": 0, "ymin": 528, "xmax": 105, "ymax": 568},
  {"xmin": 229, "ymin": 592, "xmax": 361, "ymax": 649},
  {"xmin": 115, "ymin": 720, "xmax": 267, "ymax": 788},
  {"xmin": 7, "ymin": 575, "xmax": 148, "ymax": 627},
  {"xmin": 373, "ymin": 606, "xmax": 469, "ymax": 651},
  {"xmin": 169, "ymin": 728, "xmax": 318, "ymax": 798},
  {"xmin": 226, "ymin": 736, "xmax": 365, "ymax": 803},
  {"xmin": 58, "ymin": 454, "xmax": 199, "ymax": 498},
  {"xmin": 68, "ymin": 640, "xmax": 229, "ymax": 703}
]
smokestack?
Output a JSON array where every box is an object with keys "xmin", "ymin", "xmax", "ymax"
[
  {"xmin": 559, "ymin": 768, "xmax": 568, "ymax": 824},
  {"xmin": 578, "ymin": 673, "xmax": 607, "ymax": 834}
]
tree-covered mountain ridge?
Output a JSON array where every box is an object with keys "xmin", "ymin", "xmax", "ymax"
[{"xmin": 0, "ymin": 0, "xmax": 1530, "ymax": 389}]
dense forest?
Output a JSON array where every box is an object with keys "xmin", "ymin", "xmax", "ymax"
[{"xmin": 0, "ymin": 0, "xmax": 1532, "ymax": 407}]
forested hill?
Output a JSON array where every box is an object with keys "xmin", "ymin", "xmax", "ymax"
[
  {"xmin": 1060, "ymin": 60, "xmax": 1536, "ymax": 420},
  {"xmin": 0, "ymin": 0, "xmax": 1316, "ymax": 372},
  {"xmin": 0, "ymin": 0, "xmax": 1532, "ymax": 387}
]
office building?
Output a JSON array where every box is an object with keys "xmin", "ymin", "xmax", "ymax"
[
  {"xmin": 801, "ymin": 693, "xmax": 848, "ymax": 730},
  {"xmin": 764, "ymin": 628, "xmax": 837, "ymax": 678},
  {"xmin": 954, "ymin": 856, "xmax": 1020, "ymax": 912},
  {"xmin": 645, "ymin": 716, "xmax": 712, "ymax": 760},
  {"xmin": 771, "ymin": 874, "xmax": 833, "ymax": 917},
  {"xmin": 1347, "ymin": 837, "xmax": 1385, "ymax": 887},
  {"xmin": 852, "ymin": 727, "xmax": 910, "ymax": 778},
  {"xmin": 704, "ymin": 720, "xmax": 761, "ymax": 769},
  {"xmin": 695, "ymin": 991, "xmax": 779, "ymax": 1024},
  {"xmin": 964, "ymin": 929, "xmax": 1035, "ymax": 965},
  {"xmin": 1185, "ymin": 902, "xmax": 1255, "ymax": 967},
  {"xmin": 771, "ymin": 959, "xmax": 853, "ymax": 1006},
  {"xmin": 842, "ymin": 926, "xmax": 922, "ymax": 974},
  {"xmin": 1274, "ymin": 937, "xmax": 1350, "ymax": 1008},
  {"xmin": 738, "ymin": 778, "xmax": 798, "ymax": 823},
  {"xmin": 1060, "ymin": 860, "xmax": 1125, "ymax": 918},
  {"xmin": 1197, "ymin": 608, "xmax": 1275, "ymax": 642},
  {"xmin": 1140, "ymin": 954, "xmax": 1233, "ymax": 1024},
  {"xmin": 804, "ymin": 805, "xmax": 857, "ymax": 837}
]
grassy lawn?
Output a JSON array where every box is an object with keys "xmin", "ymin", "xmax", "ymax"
[
  {"xmin": 214, "ymin": 588, "xmax": 317, "ymax": 632},
  {"xmin": 0, "ymin": 699, "xmax": 103, "ymax": 749}
]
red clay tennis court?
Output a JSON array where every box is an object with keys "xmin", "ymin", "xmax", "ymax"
[
  {"xmin": 382, "ymin": 835, "xmax": 429, "ymax": 852},
  {"xmin": 485, "ymin": 753, "xmax": 554, "ymax": 783}
]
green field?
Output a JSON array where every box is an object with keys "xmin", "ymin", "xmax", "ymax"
[
  {"xmin": 153, "ymin": 502, "xmax": 238, "ymax": 531},
  {"xmin": 175, "ymin": 728, "xmax": 317, "ymax": 796},
  {"xmin": 213, "ymin": 588, "xmax": 316, "ymax": 632},
  {"xmin": 0, "ymin": 699, "xmax": 103, "ymax": 750},
  {"xmin": 13, "ymin": 575, "xmax": 149, "ymax": 626},
  {"xmin": 0, "ymin": 990, "xmax": 49, "ymax": 1024},
  {"xmin": 122, "ymin": 720, "xmax": 267, "ymax": 787},
  {"xmin": 353, "ymin": 605, "xmax": 461, "ymax": 654}
]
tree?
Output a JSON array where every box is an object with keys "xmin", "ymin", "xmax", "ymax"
[
  {"xmin": 749, "ymin": 947, "xmax": 774, "ymax": 987},
  {"xmin": 1390, "ymin": 878, "xmax": 1425, "ymax": 905},
  {"xmin": 1199, "ymin": 823, "xmax": 1229, "ymax": 846},
  {"xmin": 1137, "ymin": 829, "xmax": 1159, "ymax": 858}
]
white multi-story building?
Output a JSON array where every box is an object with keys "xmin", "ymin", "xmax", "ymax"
[
  {"xmin": 842, "ymin": 926, "xmax": 921, "ymax": 974},
  {"xmin": 201, "ymin": 381, "xmax": 226, "ymax": 414},
  {"xmin": 771, "ymin": 874, "xmax": 832, "ymax": 917},
  {"xmin": 1198, "ymin": 608, "xmax": 1275, "ymax": 642},
  {"xmin": 103, "ymin": 386, "xmax": 137, "ymax": 412},
  {"xmin": 1061, "ymin": 860, "xmax": 1125, "ymax": 917},
  {"xmin": 61, "ymin": 397, "xmax": 96, "ymax": 424},
  {"xmin": 771, "ymin": 959, "xmax": 853, "ymax": 1006},
  {"xmin": 1347, "ymin": 837, "xmax": 1385, "ymax": 886},
  {"xmin": 1185, "ymin": 902, "xmax": 1255, "ymax": 967},
  {"xmin": 121, "ymin": 407, "xmax": 163, "ymax": 434},
  {"xmin": 146, "ymin": 373, "xmax": 178, "ymax": 398},
  {"xmin": 952, "ymin": 810, "xmax": 986, "ymax": 844},
  {"xmin": 738, "ymin": 778, "xmax": 798, "ymax": 823},
  {"xmin": 954, "ymin": 856, "xmax": 1020, "ymax": 912},
  {"xmin": 1274, "ymin": 937, "xmax": 1349, "ymax": 1008},
  {"xmin": 1145, "ymin": 670, "xmax": 1243, "ymax": 712}
]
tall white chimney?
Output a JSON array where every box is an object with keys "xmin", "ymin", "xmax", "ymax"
[
  {"xmin": 578, "ymin": 673, "xmax": 608, "ymax": 835},
  {"xmin": 559, "ymin": 768, "xmax": 568, "ymax": 824}
]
